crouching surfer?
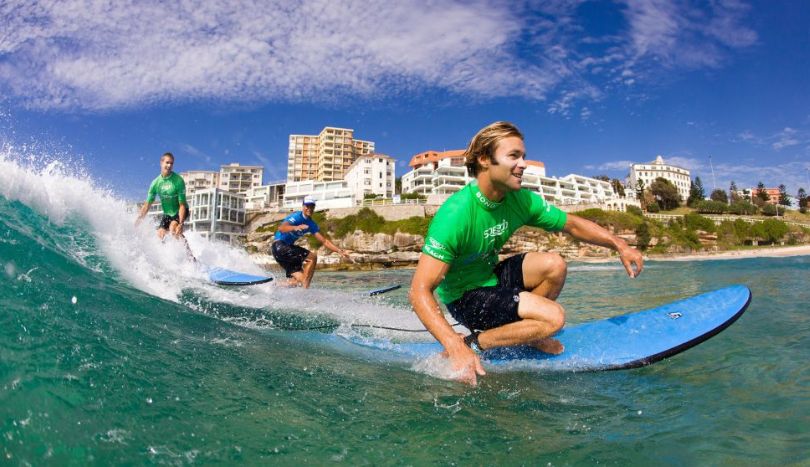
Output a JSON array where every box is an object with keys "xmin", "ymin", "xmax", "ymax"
[{"xmin": 409, "ymin": 122, "xmax": 644, "ymax": 385}]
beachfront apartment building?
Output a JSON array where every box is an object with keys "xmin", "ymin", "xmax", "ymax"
[
  {"xmin": 218, "ymin": 163, "xmax": 263, "ymax": 195},
  {"xmin": 400, "ymin": 149, "xmax": 631, "ymax": 209},
  {"xmin": 186, "ymin": 188, "xmax": 246, "ymax": 244},
  {"xmin": 628, "ymin": 156, "xmax": 691, "ymax": 204},
  {"xmin": 747, "ymin": 186, "xmax": 781, "ymax": 205},
  {"xmin": 282, "ymin": 180, "xmax": 355, "ymax": 211},
  {"xmin": 179, "ymin": 170, "xmax": 220, "ymax": 196},
  {"xmin": 344, "ymin": 154, "xmax": 396, "ymax": 200},
  {"xmin": 245, "ymin": 181, "xmax": 286, "ymax": 211},
  {"xmin": 287, "ymin": 127, "xmax": 375, "ymax": 183}
]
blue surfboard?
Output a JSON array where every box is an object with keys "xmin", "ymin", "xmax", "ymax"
[
  {"xmin": 207, "ymin": 266, "xmax": 273, "ymax": 286},
  {"xmin": 348, "ymin": 285, "xmax": 752, "ymax": 371}
]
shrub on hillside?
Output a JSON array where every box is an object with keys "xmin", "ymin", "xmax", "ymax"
[
  {"xmin": 694, "ymin": 200, "xmax": 728, "ymax": 214},
  {"xmin": 635, "ymin": 222, "xmax": 651, "ymax": 250},
  {"xmin": 576, "ymin": 208, "xmax": 643, "ymax": 232},
  {"xmin": 761, "ymin": 204, "xmax": 777, "ymax": 216},
  {"xmin": 646, "ymin": 202, "xmax": 660, "ymax": 213},
  {"xmin": 729, "ymin": 201, "xmax": 758, "ymax": 215},
  {"xmin": 683, "ymin": 213, "xmax": 716, "ymax": 233},
  {"xmin": 626, "ymin": 205, "xmax": 643, "ymax": 217}
]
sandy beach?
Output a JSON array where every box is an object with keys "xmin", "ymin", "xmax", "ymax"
[{"xmin": 647, "ymin": 244, "xmax": 810, "ymax": 262}]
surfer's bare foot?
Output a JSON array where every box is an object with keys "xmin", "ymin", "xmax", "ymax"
[{"xmin": 532, "ymin": 337, "xmax": 564, "ymax": 355}]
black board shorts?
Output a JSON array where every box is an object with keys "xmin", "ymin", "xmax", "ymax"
[
  {"xmin": 271, "ymin": 240, "xmax": 311, "ymax": 277},
  {"xmin": 446, "ymin": 253, "xmax": 527, "ymax": 332},
  {"xmin": 157, "ymin": 214, "xmax": 179, "ymax": 230}
]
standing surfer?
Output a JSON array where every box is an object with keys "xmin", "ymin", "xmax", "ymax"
[
  {"xmin": 271, "ymin": 195, "xmax": 353, "ymax": 288},
  {"xmin": 409, "ymin": 121, "xmax": 644, "ymax": 385},
  {"xmin": 135, "ymin": 152, "xmax": 194, "ymax": 258}
]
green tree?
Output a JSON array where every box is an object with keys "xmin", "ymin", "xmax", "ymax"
[
  {"xmin": 798, "ymin": 187, "xmax": 807, "ymax": 211},
  {"xmin": 650, "ymin": 177, "xmax": 682, "ymax": 210},
  {"xmin": 611, "ymin": 178, "xmax": 626, "ymax": 197},
  {"xmin": 756, "ymin": 181, "xmax": 769, "ymax": 203},
  {"xmin": 710, "ymin": 189, "xmax": 728, "ymax": 203},
  {"xmin": 729, "ymin": 181, "xmax": 740, "ymax": 202},
  {"xmin": 593, "ymin": 175, "xmax": 610, "ymax": 182},
  {"xmin": 635, "ymin": 222, "xmax": 651, "ymax": 251},
  {"xmin": 778, "ymin": 184, "xmax": 791, "ymax": 207},
  {"xmin": 687, "ymin": 177, "xmax": 705, "ymax": 207},
  {"xmin": 635, "ymin": 179, "xmax": 646, "ymax": 204}
]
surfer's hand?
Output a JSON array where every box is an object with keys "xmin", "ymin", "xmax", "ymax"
[
  {"xmin": 618, "ymin": 246, "xmax": 644, "ymax": 278},
  {"xmin": 447, "ymin": 342, "xmax": 486, "ymax": 386},
  {"xmin": 339, "ymin": 250, "xmax": 354, "ymax": 263}
]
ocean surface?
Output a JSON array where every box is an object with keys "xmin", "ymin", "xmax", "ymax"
[{"xmin": 1, "ymin": 153, "xmax": 809, "ymax": 465}]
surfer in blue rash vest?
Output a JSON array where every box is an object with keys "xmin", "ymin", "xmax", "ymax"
[
  {"xmin": 409, "ymin": 121, "xmax": 644, "ymax": 386},
  {"xmin": 271, "ymin": 195, "xmax": 353, "ymax": 288}
]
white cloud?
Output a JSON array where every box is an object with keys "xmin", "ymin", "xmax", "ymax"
[
  {"xmin": 621, "ymin": 0, "xmax": 757, "ymax": 69},
  {"xmin": 710, "ymin": 160, "xmax": 810, "ymax": 195},
  {"xmin": 587, "ymin": 160, "xmax": 635, "ymax": 172},
  {"xmin": 772, "ymin": 127, "xmax": 800, "ymax": 150},
  {"xmin": 0, "ymin": 0, "xmax": 758, "ymax": 113}
]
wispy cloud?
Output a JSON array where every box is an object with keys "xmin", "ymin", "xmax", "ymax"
[
  {"xmin": 584, "ymin": 160, "xmax": 634, "ymax": 172},
  {"xmin": 732, "ymin": 126, "xmax": 809, "ymax": 150},
  {"xmin": 0, "ymin": 0, "xmax": 757, "ymax": 113},
  {"xmin": 772, "ymin": 127, "xmax": 800, "ymax": 150},
  {"xmin": 621, "ymin": 0, "xmax": 757, "ymax": 69}
]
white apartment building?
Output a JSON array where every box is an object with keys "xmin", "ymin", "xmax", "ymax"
[
  {"xmin": 287, "ymin": 127, "xmax": 375, "ymax": 182},
  {"xmin": 629, "ymin": 156, "xmax": 691, "ymax": 204},
  {"xmin": 218, "ymin": 163, "xmax": 263, "ymax": 195},
  {"xmin": 180, "ymin": 170, "xmax": 219, "ymax": 196},
  {"xmin": 282, "ymin": 180, "xmax": 354, "ymax": 211},
  {"xmin": 401, "ymin": 150, "xmax": 470, "ymax": 195},
  {"xmin": 245, "ymin": 181, "xmax": 286, "ymax": 211},
  {"xmin": 345, "ymin": 154, "xmax": 396, "ymax": 200},
  {"xmin": 187, "ymin": 188, "xmax": 246, "ymax": 244},
  {"xmin": 400, "ymin": 150, "xmax": 633, "ymax": 209}
]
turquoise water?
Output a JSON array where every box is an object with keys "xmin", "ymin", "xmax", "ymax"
[{"xmin": 2, "ymin": 159, "xmax": 810, "ymax": 464}]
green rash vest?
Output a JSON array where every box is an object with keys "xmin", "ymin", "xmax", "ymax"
[
  {"xmin": 146, "ymin": 173, "xmax": 187, "ymax": 217},
  {"xmin": 422, "ymin": 182, "xmax": 568, "ymax": 304}
]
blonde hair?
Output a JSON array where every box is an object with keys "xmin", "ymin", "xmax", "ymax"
[{"xmin": 463, "ymin": 121, "xmax": 524, "ymax": 177}]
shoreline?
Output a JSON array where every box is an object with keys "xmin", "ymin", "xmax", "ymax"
[
  {"xmin": 252, "ymin": 244, "xmax": 810, "ymax": 272},
  {"xmin": 572, "ymin": 244, "xmax": 810, "ymax": 263}
]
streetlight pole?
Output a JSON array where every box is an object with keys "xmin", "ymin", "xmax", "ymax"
[{"xmin": 709, "ymin": 155, "xmax": 717, "ymax": 194}]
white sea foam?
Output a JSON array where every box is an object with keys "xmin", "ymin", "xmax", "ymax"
[{"xmin": 0, "ymin": 142, "xmax": 423, "ymax": 335}]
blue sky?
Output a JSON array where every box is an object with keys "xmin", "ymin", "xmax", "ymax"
[{"xmin": 1, "ymin": 0, "xmax": 809, "ymax": 201}]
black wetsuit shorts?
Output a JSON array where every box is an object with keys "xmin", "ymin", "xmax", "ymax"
[
  {"xmin": 271, "ymin": 240, "xmax": 311, "ymax": 277},
  {"xmin": 446, "ymin": 253, "xmax": 527, "ymax": 332}
]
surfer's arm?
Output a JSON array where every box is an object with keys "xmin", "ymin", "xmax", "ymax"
[
  {"xmin": 562, "ymin": 214, "xmax": 644, "ymax": 277},
  {"xmin": 135, "ymin": 201, "xmax": 151, "ymax": 226},
  {"xmin": 410, "ymin": 254, "xmax": 486, "ymax": 385},
  {"xmin": 174, "ymin": 203, "xmax": 188, "ymax": 234},
  {"xmin": 313, "ymin": 232, "xmax": 353, "ymax": 262},
  {"xmin": 277, "ymin": 221, "xmax": 307, "ymax": 233}
]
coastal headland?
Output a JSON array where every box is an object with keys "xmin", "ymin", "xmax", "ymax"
[{"xmin": 244, "ymin": 204, "xmax": 810, "ymax": 271}]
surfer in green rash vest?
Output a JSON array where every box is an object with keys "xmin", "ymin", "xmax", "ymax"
[
  {"xmin": 135, "ymin": 152, "xmax": 194, "ymax": 259},
  {"xmin": 409, "ymin": 121, "xmax": 644, "ymax": 386}
]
